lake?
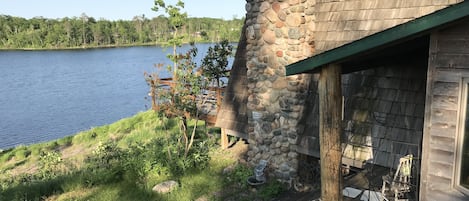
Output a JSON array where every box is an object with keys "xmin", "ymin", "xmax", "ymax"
[{"xmin": 0, "ymin": 43, "xmax": 225, "ymax": 149}]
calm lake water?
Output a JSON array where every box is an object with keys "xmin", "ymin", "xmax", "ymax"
[{"xmin": 0, "ymin": 44, "xmax": 222, "ymax": 149}]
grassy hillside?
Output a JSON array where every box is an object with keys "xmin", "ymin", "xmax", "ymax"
[{"xmin": 0, "ymin": 110, "xmax": 284, "ymax": 201}]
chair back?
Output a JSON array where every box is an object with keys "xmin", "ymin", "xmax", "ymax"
[{"xmin": 393, "ymin": 154, "xmax": 413, "ymax": 188}]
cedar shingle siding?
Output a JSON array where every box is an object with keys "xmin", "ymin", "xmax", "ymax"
[
  {"xmin": 299, "ymin": 62, "xmax": 427, "ymax": 169},
  {"xmin": 314, "ymin": 0, "xmax": 461, "ymax": 54}
]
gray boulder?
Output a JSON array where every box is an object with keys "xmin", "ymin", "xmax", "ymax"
[{"xmin": 152, "ymin": 180, "xmax": 179, "ymax": 193}]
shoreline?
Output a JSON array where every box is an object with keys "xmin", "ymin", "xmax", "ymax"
[
  {"xmin": 0, "ymin": 41, "xmax": 236, "ymax": 51},
  {"xmin": 0, "ymin": 43, "xmax": 157, "ymax": 51}
]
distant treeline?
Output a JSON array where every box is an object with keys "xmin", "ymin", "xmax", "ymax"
[{"xmin": 0, "ymin": 14, "xmax": 244, "ymax": 49}]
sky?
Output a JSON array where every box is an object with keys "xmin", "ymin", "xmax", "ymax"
[{"xmin": 0, "ymin": 0, "xmax": 246, "ymax": 20}]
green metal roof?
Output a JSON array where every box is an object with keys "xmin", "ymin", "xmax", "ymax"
[{"xmin": 286, "ymin": 1, "xmax": 469, "ymax": 75}]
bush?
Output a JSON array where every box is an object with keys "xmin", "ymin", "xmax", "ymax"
[
  {"xmin": 39, "ymin": 151, "xmax": 62, "ymax": 179},
  {"xmin": 186, "ymin": 140, "xmax": 210, "ymax": 170},
  {"xmin": 80, "ymin": 141, "xmax": 127, "ymax": 186},
  {"xmin": 56, "ymin": 136, "xmax": 73, "ymax": 147},
  {"xmin": 259, "ymin": 180, "xmax": 285, "ymax": 200},
  {"xmin": 226, "ymin": 164, "xmax": 252, "ymax": 187},
  {"xmin": 44, "ymin": 141, "xmax": 59, "ymax": 151},
  {"xmin": 0, "ymin": 150, "xmax": 14, "ymax": 163},
  {"xmin": 88, "ymin": 141, "xmax": 124, "ymax": 169},
  {"xmin": 14, "ymin": 146, "xmax": 31, "ymax": 160}
]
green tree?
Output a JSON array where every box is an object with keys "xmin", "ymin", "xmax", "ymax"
[
  {"xmin": 81, "ymin": 13, "xmax": 88, "ymax": 47},
  {"xmin": 201, "ymin": 39, "xmax": 233, "ymax": 87},
  {"xmin": 149, "ymin": 15, "xmax": 170, "ymax": 43},
  {"xmin": 133, "ymin": 14, "xmax": 150, "ymax": 43},
  {"xmin": 144, "ymin": 46, "xmax": 202, "ymax": 159},
  {"xmin": 152, "ymin": 0, "xmax": 188, "ymax": 80},
  {"xmin": 0, "ymin": 12, "xmax": 242, "ymax": 49}
]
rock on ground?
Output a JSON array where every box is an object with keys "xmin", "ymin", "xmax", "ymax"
[{"xmin": 152, "ymin": 180, "xmax": 179, "ymax": 193}]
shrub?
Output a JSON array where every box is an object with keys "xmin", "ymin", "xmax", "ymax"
[
  {"xmin": 0, "ymin": 150, "xmax": 14, "ymax": 163},
  {"xmin": 226, "ymin": 164, "xmax": 252, "ymax": 187},
  {"xmin": 43, "ymin": 141, "xmax": 59, "ymax": 151},
  {"xmin": 14, "ymin": 148, "xmax": 31, "ymax": 160},
  {"xmin": 88, "ymin": 141, "xmax": 124, "ymax": 169},
  {"xmin": 56, "ymin": 136, "xmax": 73, "ymax": 147},
  {"xmin": 39, "ymin": 151, "xmax": 62, "ymax": 179},
  {"xmin": 259, "ymin": 180, "xmax": 285, "ymax": 200},
  {"xmin": 82, "ymin": 141, "xmax": 126, "ymax": 186}
]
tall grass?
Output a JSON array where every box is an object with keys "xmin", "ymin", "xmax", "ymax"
[
  {"xmin": 0, "ymin": 110, "xmax": 247, "ymax": 201},
  {"xmin": 0, "ymin": 110, "xmax": 284, "ymax": 201}
]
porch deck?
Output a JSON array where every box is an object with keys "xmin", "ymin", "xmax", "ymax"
[
  {"xmin": 275, "ymin": 163, "xmax": 418, "ymax": 201},
  {"xmin": 154, "ymin": 77, "xmax": 225, "ymax": 126}
]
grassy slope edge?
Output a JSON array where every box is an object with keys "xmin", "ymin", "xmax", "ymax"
[{"xmin": 0, "ymin": 110, "xmax": 284, "ymax": 201}]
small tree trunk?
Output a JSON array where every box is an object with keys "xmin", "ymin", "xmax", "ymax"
[{"xmin": 172, "ymin": 27, "xmax": 178, "ymax": 82}]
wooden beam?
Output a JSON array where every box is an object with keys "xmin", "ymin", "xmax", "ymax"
[
  {"xmin": 318, "ymin": 64, "xmax": 343, "ymax": 201},
  {"xmin": 221, "ymin": 128, "xmax": 229, "ymax": 149}
]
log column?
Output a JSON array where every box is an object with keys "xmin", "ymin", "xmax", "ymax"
[{"xmin": 318, "ymin": 64, "xmax": 343, "ymax": 201}]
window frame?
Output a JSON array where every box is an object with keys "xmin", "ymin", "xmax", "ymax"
[{"xmin": 455, "ymin": 78, "xmax": 469, "ymax": 195}]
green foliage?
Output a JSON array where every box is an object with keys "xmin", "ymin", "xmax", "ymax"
[
  {"xmin": 147, "ymin": 47, "xmax": 206, "ymax": 173},
  {"xmin": 258, "ymin": 180, "xmax": 286, "ymax": 200},
  {"xmin": 146, "ymin": 2, "xmax": 214, "ymax": 169},
  {"xmin": 121, "ymin": 140, "xmax": 170, "ymax": 183},
  {"xmin": 28, "ymin": 143, "xmax": 44, "ymax": 157},
  {"xmin": 39, "ymin": 151, "xmax": 63, "ymax": 179},
  {"xmin": 0, "ymin": 110, "xmax": 227, "ymax": 201},
  {"xmin": 165, "ymin": 139, "xmax": 211, "ymax": 176},
  {"xmin": 14, "ymin": 146, "xmax": 31, "ymax": 160},
  {"xmin": 56, "ymin": 136, "xmax": 73, "ymax": 147},
  {"xmin": 89, "ymin": 141, "xmax": 124, "ymax": 170},
  {"xmin": 145, "ymin": 27, "xmax": 234, "ymax": 171},
  {"xmin": 0, "ymin": 13, "xmax": 243, "ymax": 49},
  {"xmin": 44, "ymin": 141, "xmax": 59, "ymax": 151},
  {"xmin": 220, "ymin": 164, "xmax": 287, "ymax": 201},
  {"xmin": 0, "ymin": 174, "xmax": 66, "ymax": 201},
  {"xmin": 169, "ymin": 47, "xmax": 201, "ymax": 117},
  {"xmin": 201, "ymin": 39, "xmax": 234, "ymax": 86},
  {"xmin": 0, "ymin": 148, "xmax": 14, "ymax": 163},
  {"xmin": 226, "ymin": 164, "xmax": 252, "ymax": 188},
  {"xmin": 153, "ymin": 0, "xmax": 188, "ymax": 30}
]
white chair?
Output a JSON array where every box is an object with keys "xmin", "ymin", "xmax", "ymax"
[{"xmin": 381, "ymin": 154, "xmax": 413, "ymax": 201}]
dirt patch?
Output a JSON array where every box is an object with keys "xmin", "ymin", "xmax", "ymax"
[
  {"xmin": 60, "ymin": 144, "xmax": 91, "ymax": 159},
  {"xmin": 226, "ymin": 138, "xmax": 249, "ymax": 160}
]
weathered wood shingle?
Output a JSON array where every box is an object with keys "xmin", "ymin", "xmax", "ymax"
[
  {"xmin": 314, "ymin": 0, "xmax": 463, "ymax": 54},
  {"xmin": 215, "ymin": 22, "xmax": 249, "ymax": 138},
  {"xmin": 298, "ymin": 61, "xmax": 428, "ymax": 168}
]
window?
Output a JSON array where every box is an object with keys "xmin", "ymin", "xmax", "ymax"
[
  {"xmin": 458, "ymin": 81, "xmax": 469, "ymax": 192},
  {"xmin": 462, "ymin": 122, "xmax": 469, "ymax": 189},
  {"xmin": 461, "ymin": 84, "xmax": 469, "ymax": 189}
]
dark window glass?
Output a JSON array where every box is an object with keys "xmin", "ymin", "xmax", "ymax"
[{"xmin": 462, "ymin": 85, "xmax": 469, "ymax": 189}]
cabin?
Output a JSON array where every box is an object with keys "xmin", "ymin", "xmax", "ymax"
[
  {"xmin": 216, "ymin": 0, "xmax": 469, "ymax": 200},
  {"xmin": 286, "ymin": 1, "xmax": 469, "ymax": 201}
]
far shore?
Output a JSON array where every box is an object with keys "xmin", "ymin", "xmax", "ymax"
[
  {"xmin": 0, "ymin": 43, "xmax": 158, "ymax": 51},
  {"xmin": 0, "ymin": 40, "xmax": 237, "ymax": 51}
]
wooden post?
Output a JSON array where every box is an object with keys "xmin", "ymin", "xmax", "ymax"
[
  {"xmin": 318, "ymin": 64, "xmax": 343, "ymax": 201},
  {"xmin": 216, "ymin": 87, "xmax": 222, "ymax": 114},
  {"xmin": 221, "ymin": 128, "xmax": 229, "ymax": 149}
]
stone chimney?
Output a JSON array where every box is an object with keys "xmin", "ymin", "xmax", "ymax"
[{"xmin": 244, "ymin": 0, "xmax": 315, "ymax": 182}]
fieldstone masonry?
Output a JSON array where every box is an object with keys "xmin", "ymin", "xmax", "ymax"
[{"xmin": 244, "ymin": 0, "xmax": 315, "ymax": 181}]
